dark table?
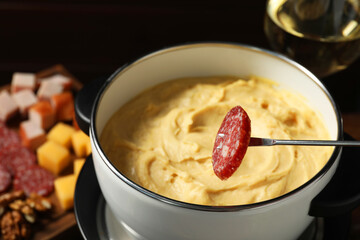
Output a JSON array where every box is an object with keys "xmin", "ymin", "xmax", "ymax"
[{"xmin": 0, "ymin": 1, "xmax": 359, "ymax": 239}]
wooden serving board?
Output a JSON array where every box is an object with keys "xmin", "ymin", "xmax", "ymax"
[{"xmin": 0, "ymin": 64, "xmax": 83, "ymax": 240}]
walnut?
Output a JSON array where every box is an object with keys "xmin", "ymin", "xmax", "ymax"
[
  {"xmin": 0, "ymin": 206, "xmax": 5, "ymax": 217},
  {"xmin": 0, "ymin": 191, "xmax": 52, "ymax": 239},
  {"xmin": 8, "ymin": 200, "xmax": 24, "ymax": 211},
  {"xmin": 1, "ymin": 210, "xmax": 31, "ymax": 240},
  {"xmin": 0, "ymin": 191, "xmax": 25, "ymax": 207},
  {"xmin": 26, "ymin": 193, "xmax": 52, "ymax": 213},
  {"xmin": 9, "ymin": 200, "xmax": 36, "ymax": 224}
]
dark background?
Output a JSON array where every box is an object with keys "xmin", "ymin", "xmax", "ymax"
[
  {"xmin": 1, "ymin": 0, "xmax": 359, "ymax": 113},
  {"xmin": 0, "ymin": 0, "xmax": 268, "ymax": 82}
]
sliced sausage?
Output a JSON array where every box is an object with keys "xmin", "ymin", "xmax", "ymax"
[
  {"xmin": 13, "ymin": 165, "xmax": 54, "ymax": 196},
  {"xmin": 212, "ymin": 106, "xmax": 251, "ymax": 180}
]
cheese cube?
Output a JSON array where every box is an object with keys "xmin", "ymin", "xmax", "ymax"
[
  {"xmin": 37, "ymin": 141, "xmax": 71, "ymax": 175},
  {"xmin": 85, "ymin": 141, "xmax": 92, "ymax": 155},
  {"xmin": 47, "ymin": 122, "xmax": 75, "ymax": 148},
  {"xmin": 51, "ymin": 92, "xmax": 74, "ymax": 121},
  {"xmin": 11, "ymin": 72, "xmax": 36, "ymax": 93},
  {"xmin": 72, "ymin": 111, "xmax": 80, "ymax": 130},
  {"xmin": 74, "ymin": 158, "xmax": 85, "ymax": 176},
  {"xmin": 29, "ymin": 101, "xmax": 56, "ymax": 130},
  {"xmin": 12, "ymin": 89, "xmax": 38, "ymax": 116},
  {"xmin": 54, "ymin": 174, "xmax": 77, "ymax": 210},
  {"xmin": 71, "ymin": 130, "xmax": 91, "ymax": 157},
  {"xmin": 40, "ymin": 74, "xmax": 72, "ymax": 91},
  {"xmin": 19, "ymin": 120, "xmax": 46, "ymax": 151},
  {"xmin": 37, "ymin": 80, "xmax": 63, "ymax": 101},
  {"xmin": 0, "ymin": 90, "xmax": 19, "ymax": 122}
]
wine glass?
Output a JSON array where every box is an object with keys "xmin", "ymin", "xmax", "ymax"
[{"xmin": 264, "ymin": 0, "xmax": 360, "ymax": 78}]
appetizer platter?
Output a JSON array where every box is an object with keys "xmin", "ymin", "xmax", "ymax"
[{"xmin": 0, "ymin": 64, "xmax": 90, "ymax": 240}]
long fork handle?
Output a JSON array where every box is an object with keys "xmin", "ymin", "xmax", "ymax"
[{"xmin": 249, "ymin": 137, "xmax": 360, "ymax": 147}]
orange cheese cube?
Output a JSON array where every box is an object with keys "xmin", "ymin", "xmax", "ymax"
[
  {"xmin": 72, "ymin": 111, "xmax": 80, "ymax": 130},
  {"xmin": 37, "ymin": 141, "xmax": 71, "ymax": 175},
  {"xmin": 29, "ymin": 101, "xmax": 56, "ymax": 130},
  {"xmin": 74, "ymin": 158, "xmax": 85, "ymax": 176},
  {"xmin": 54, "ymin": 174, "xmax": 77, "ymax": 210},
  {"xmin": 19, "ymin": 120, "xmax": 46, "ymax": 151},
  {"xmin": 71, "ymin": 130, "xmax": 91, "ymax": 157},
  {"xmin": 47, "ymin": 122, "xmax": 76, "ymax": 148},
  {"xmin": 51, "ymin": 92, "xmax": 74, "ymax": 121}
]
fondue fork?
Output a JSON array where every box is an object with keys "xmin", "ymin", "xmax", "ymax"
[{"xmin": 249, "ymin": 137, "xmax": 360, "ymax": 147}]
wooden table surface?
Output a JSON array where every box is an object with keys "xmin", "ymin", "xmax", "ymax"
[{"xmin": 0, "ymin": 1, "xmax": 359, "ymax": 239}]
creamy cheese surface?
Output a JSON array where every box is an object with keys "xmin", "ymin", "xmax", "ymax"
[{"xmin": 100, "ymin": 76, "xmax": 333, "ymax": 206}]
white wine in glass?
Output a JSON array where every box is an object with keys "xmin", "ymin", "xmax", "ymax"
[{"xmin": 264, "ymin": 0, "xmax": 360, "ymax": 78}]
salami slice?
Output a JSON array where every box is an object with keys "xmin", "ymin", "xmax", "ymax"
[
  {"xmin": 13, "ymin": 165, "xmax": 54, "ymax": 196},
  {"xmin": 0, "ymin": 164, "xmax": 11, "ymax": 193},
  {"xmin": 0, "ymin": 144, "xmax": 37, "ymax": 175},
  {"xmin": 0, "ymin": 123, "xmax": 21, "ymax": 151},
  {"xmin": 212, "ymin": 106, "xmax": 251, "ymax": 180}
]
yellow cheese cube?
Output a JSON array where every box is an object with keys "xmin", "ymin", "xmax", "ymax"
[
  {"xmin": 71, "ymin": 130, "xmax": 91, "ymax": 157},
  {"xmin": 86, "ymin": 141, "xmax": 92, "ymax": 155},
  {"xmin": 47, "ymin": 122, "xmax": 75, "ymax": 148},
  {"xmin": 54, "ymin": 174, "xmax": 77, "ymax": 210},
  {"xmin": 37, "ymin": 141, "xmax": 71, "ymax": 175},
  {"xmin": 74, "ymin": 158, "xmax": 85, "ymax": 176}
]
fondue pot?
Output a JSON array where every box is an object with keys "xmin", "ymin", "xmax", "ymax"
[{"xmin": 75, "ymin": 43, "xmax": 360, "ymax": 240}]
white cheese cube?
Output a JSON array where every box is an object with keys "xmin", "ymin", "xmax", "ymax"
[
  {"xmin": 11, "ymin": 72, "xmax": 36, "ymax": 93},
  {"xmin": 37, "ymin": 80, "xmax": 63, "ymax": 100},
  {"xmin": 0, "ymin": 90, "xmax": 19, "ymax": 122},
  {"xmin": 12, "ymin": 89, "xmax": 38, "ymax": 116}
]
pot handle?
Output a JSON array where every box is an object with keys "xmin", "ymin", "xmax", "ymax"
[
  {"xmin": 309, "ymin": 133, "xmax": 360, "ymax": 217},
  {"xmin": 74, "ymin": 76, "xmax": 108, "ymax": 135}
]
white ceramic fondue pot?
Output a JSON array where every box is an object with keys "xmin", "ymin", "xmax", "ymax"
[{"xmin": 75, "ymin": 43, "xmax": 360, "ymax": 240}]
